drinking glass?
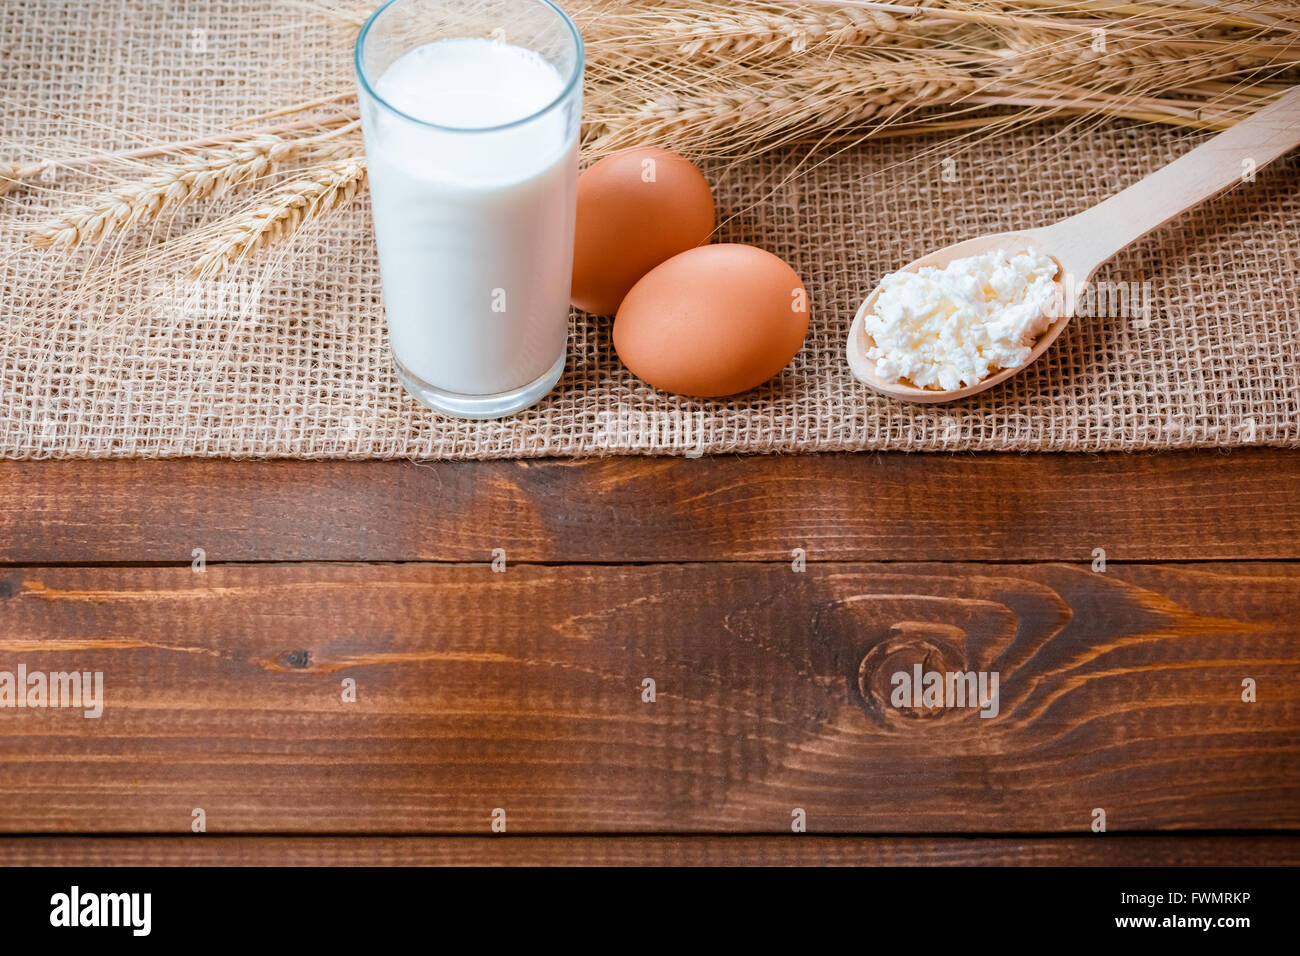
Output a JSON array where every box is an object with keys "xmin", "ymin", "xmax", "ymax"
[{"xmin": 355, "ymin": 0, "xmax": 583, "ymax": 418}]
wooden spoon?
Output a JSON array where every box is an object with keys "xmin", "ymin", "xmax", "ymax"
[{"xmin": 846, "ymin": 86, "xmax": 1300, "ymax": 403}]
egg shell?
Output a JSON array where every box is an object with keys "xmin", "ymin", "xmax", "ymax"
[
  {"xmin": 571, "ymin": 147, "xmax": 715, "ymax": 316},
  {"xmin": 613, "ymin": 244, "xmax": 810, "ymax": 398}
]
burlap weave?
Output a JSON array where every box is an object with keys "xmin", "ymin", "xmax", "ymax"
[{"xmin": 2, "ymin": 0, "xmax": 1297, "ymax": 459}]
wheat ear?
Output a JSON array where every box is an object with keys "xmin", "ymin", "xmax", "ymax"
[
  {"xmin": 191, "ymin": 156, "xmax": 367, "ymax": 278},
  {"xmin": 29, "ymin": 134, "xmax": 314, "ymax": 249},
  {"xmin": 0, "ymin": 162, "xmax": 51, "ymax": 196},
  {"xmin": 584, "ymin": 61, "xmax": 981, "ymax": 157},
  {"xmin": 594, "ymin": 4, "xmax": 914, "ymax": 59},
  {"xmin": 1000, "ymin": 28, "xmax": 1275, "ymax": 93}
]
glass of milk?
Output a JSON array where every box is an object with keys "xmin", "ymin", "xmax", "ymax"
[{"xmin": 355, "ymin": 0, "xmax": 583, "ymax": 418}]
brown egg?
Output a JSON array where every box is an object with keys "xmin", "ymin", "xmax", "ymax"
[
  {"xmin": 571, "ymin": 147, "xmax": 715, "ymax": 316},
  {"xmin": 614, "ymin": 244, "xmax": 810, "ymax": 398}
]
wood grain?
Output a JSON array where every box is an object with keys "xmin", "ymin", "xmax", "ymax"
[
  {"xmin": 4, "ymin": 834, "xmax": 1296, "ymax": 867},
  {"xmin": 2, "ymin": 561, "xmax": 1295, "ymax": 833},
  {"xmin": 2, "ymin": 450, "xmax": 1297, "ymax": 565}
]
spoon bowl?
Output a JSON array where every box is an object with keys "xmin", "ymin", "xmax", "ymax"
[
  {"xmin": 846, "ymin": 86, "xmax": 1300, "ymax": 404},
  {"xmin": 845, "ymin": 231, "xmax": 1072, "ymax": 403}
]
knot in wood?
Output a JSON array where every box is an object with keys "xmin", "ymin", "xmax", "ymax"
[{"xmin": 857, "ymin": 621, "xmax": 968, "ymax": 725}]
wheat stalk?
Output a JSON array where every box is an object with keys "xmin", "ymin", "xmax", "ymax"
[
  {"xmin": 191, "ymin": 156, "xmax": 367, "ymax": 278},
  {"xmin": 28, "ymin": 134, "xmax": 323, "ymax": 250}
]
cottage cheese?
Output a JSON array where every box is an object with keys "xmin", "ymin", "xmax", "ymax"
[{"xmin": 862, "ymin": 248, "xmax": 1061, "ymax": 390}]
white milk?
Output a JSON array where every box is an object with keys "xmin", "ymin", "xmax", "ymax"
[{"xmin": 363, "ymin": 38, "xmax": 577, "ymax": 398}]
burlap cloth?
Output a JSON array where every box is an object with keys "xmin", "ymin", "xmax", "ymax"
[{"xmin": 2, "ymin": 0, "xmax": 1297, "ymax": 459}]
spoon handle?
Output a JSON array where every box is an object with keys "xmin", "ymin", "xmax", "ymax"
[{"xmin": 1040, "ymin": 86, "xmax": 1300, "ymax": 280}]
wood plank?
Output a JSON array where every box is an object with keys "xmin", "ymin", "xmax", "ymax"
[
  {"xmin": 1, "ymin": 450, "xmax": 1296, "ymax": 565},
  {"xmin": 1, "ymin": 561, "xmax": 1295, "ymax": 833},
  {"xmin": 3, "ymin": 834, "xmax": 1296, "ymax": 866}
]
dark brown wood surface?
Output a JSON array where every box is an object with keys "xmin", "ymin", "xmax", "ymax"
[
  {"xmin": 1, "ymin": 450, "xmax": 1297, "ymax": 862},
  {"xmin": 1, "ymin": 561, "xmax": 1296, "ymax": 833},
  {"xmin": 3, "ymin": 450, "xmax": 1297, "ymax": 564},
  {"xmin": 5, "ymin": 835, "xmax": 1297, "ymax": 867}
]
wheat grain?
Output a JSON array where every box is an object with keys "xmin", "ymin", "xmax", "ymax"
[
  {"xmin": 191, "ymin": 156, "xmax": 367, "ymax": 278},
  {"xmin": 29, "ymin": 134, "xmax": 313, "ymax": 249}
]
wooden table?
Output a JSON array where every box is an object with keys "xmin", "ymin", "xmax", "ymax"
[{"xmin": 1, "ymin": 450, "xmax": 1297, "ymax": 866}]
